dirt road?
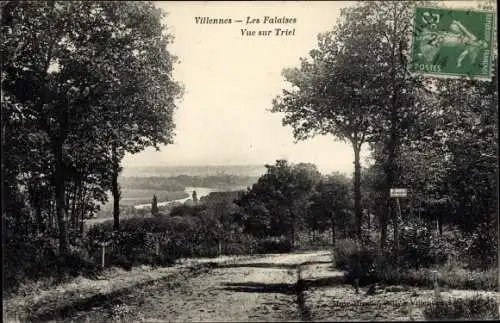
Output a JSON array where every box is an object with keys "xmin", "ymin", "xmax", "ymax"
[{"xmin": 55, "ymin": 251, "xmax": 332, "ymax": 322}]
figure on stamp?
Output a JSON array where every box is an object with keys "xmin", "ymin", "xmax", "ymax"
[{"xmin": 417, "ymin": 19, "xmax": 487, "ymax": 67}]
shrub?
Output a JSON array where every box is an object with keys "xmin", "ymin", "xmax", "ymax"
[
  {"xmin": 333, "ymin": 239, "xmax": 389, "ymax": 286},
  {"xmin": 344, "ymin": 248, "xmax": 380, "ymax": 286},
  {"xmin": 333, "ymin": 238, "xmax": 359, "ymax": 270},
  {"xmin": 463, "ymin": 219, "xmax": 498, "ymax": 270},
  {"xmin": 256, "ymin": 236, "xmax": 292, "ymax": 254},
  {"xmin": 428, "ymin": 228, "xmax": 463, "ymax": 266},
  {"xmin": 86, "ymin": 215, "xmax": 255, "ymax": 262},
  {"xmin": 220, "ymin": 234, "xmax": 258, "ymax": 255},
  {"xmin": 369, "ymin": 266, "xmax": 497, "ymax": 291},
  {"xmin": 399, "ymin": 219, "xmax": 433, "ymax": 269},
  {"xmin": 423, "ymin": 296, "xmax": 499, "ymax": 320},
  {"xmin": 298, "ymin": 230, "xmax": 333, "ymax": 251},
  {"xmin": 4, "ymin": 234, "xmax": 101, "ymax": 295},
  {"xmin": 397, "ymin": 220, "xmax": 466, "ymax": 269}
]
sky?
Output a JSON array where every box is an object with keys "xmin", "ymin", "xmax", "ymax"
[{"xmin": 121, "ymin": 1, "xmax": 484, "ymax": 175}]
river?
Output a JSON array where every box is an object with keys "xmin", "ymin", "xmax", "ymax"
[
  {"xmin": 85, "ymin": 186, "xmax": 244, "ymax": 226},
  {"xmin": 134, "ymin": 186, "xmax": 221, "ymax": 209}
]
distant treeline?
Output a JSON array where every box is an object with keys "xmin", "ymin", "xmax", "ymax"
[
  {"xmin": 120, "ymin": 165, "xmax": 266, "ymax": 177},
  {"xmin": 120, "ymin": 175, "xmax": 259, "ymax": 190}
]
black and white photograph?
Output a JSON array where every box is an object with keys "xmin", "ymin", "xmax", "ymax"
[{"xmin": 1, "ymin": 1, "xmax": 498, "ymax": 321}]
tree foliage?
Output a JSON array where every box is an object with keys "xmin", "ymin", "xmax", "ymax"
[
  {"xmin": 307, "ymin": 173, "xmax": 353, "ymax": 244},
  {"xmin": 235, "ymin": 160, "xmax": 321, "ymax": 244},
  {"xmin": 2, "ymin": 1, "xmax": 181, "ymax": 253}
]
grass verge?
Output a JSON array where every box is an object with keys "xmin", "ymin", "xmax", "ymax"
[
  {"xmin": 423, "ymin": 295, "xmax": 499, "ymax": 320},
  {"xmin": 3, "ymin": 254, "xmax": 263, "ymax": 322}
]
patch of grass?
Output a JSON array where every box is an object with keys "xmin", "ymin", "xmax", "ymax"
[
  {"xmin": 375, "ymin": 266, "xmax": 498, "ymax": 291},
  {"xmin": 423, "ymin": 296, "xmax": 499, "ymax": 320}
]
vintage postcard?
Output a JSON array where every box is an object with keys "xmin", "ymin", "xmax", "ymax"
[{"xmin": 2, "ymin": 1, "xmax": 498, "ymax": 322}]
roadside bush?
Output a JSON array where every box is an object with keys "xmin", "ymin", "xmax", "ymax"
[
  {"xmin": 4, "ymin": 234, "xmax": 101, "ymax": 295},
  {"xmin": 399, "ymin": 222, "xmax": 433, "ymax": 269},
  {"xmin": 86, "ymin": 215, "xmax": 257, "ymax": 264},
  {"xmin": 428, "ymin": 228, "xmax": 463, "ymax": 266},
  {"xmin": 330, "ymin": 221, "xmax": 497, "ymax": 290},
  {"xmin": 368, "ymin": 265, "xmax": 497, "ymax": 291},
  {"xmin": 334, "ymin": 239, "xmax": 387, "ymax": 286},
  {"xmin": 397, "ymin": 220, "xmax": 465, "ymax": 269},
  {"xmin": 255, "ymin": 236, "xmax": 292, "ymax": 254},
  {"xmin": 298, "ymin": 230, "xmax": 333, "ymax": 251},
  {"xmin": 85, "ymin": 228, "xmax": 178, "ymax": 268},
  {"xmin": 343, "ymin": 248, "xmax": 379, "ymax": 286},
  {"xmin": 463, "ymin": 219, "xmax": 498, "ymax": 270},
  {"xmin": 423, "ymin": 296, "xmax": 499, "ymax": 320},
  {"xmin": 333, "ymin": 238, "xmax": 359, "ymax": 270}
]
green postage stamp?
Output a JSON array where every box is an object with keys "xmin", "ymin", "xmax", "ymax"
[{"xmin": 410, "ymin": 7, "xmax": 495, "ymax": 80}]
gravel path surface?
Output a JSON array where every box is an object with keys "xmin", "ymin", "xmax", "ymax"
[
  {"xmin": 47, "ymin": 251, "xmax": 331, "ymax": 322},
  {"xmin": 9, "ymin": 250, "xmax": 494, "ymax": 322}
]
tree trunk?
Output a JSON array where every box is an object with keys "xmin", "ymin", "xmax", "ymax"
[
  {"xmin": 54, "ymin": 145, "xmax": 68, "ymax": 255},
  {"xmin": 381, "ymin": 100, "xmax": 400, "ymax": 250},
  {"xmin": 380, "ymin": 3, "xmax": 403, "ymax": 252},
  {"xmin": 331, "ymin": 217, "xmax": 336, "ymax": 247},
  {"xmin": 79, "ymin": 184, "xmax": 87, "ymax": 234},
  {"xmin": 353, "ymin": 144, "xmax": 362, "ymax": 241},
  {"xmin": 112, "ymin": 144, "xmax": 121, "ymax": 231}
]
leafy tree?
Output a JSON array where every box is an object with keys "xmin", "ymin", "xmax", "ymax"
[
  {"xmin": 235, "ymin": 160, "xmax": 321, "ymax": 246},
  {"xmin": 308, "ymin": 173, "xmax": 353, "ymax": 246},
  {"xmin": 435, "ymin": 63, "xmax": 497, "ymax": 233},
  {"xmin": 2, "ymin": 1, "xmax": 181, "ymax": 253},
  {"xmin": 94, "ymin": 2, "xmax": 182, "ymax": 231},
  {"xmin": 271, "ymin": 1, "xmax": 435, "ymax": 244},
  {"xmin": 151, "ymin": 194, "xmax": 159, "ymax": 216},
  {"xmin": 192, "ymin": 190, "xmax": 198, "ymax": 204},
  {"xmin": 3, "ymin": 1, "xmax": 111, "ymax": 252},
  {"xmin": 202, "ymin": 191, "xmax": 242, "ymax": 246},
  {"xmin": 271, "ymin": 28, "xmax": 376, "ymax": 241}
]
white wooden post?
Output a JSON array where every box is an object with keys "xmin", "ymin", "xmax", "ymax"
[
  {"xmin": 390, "ymin": 188, "xmax": 407, "ymax": 269},
  {"xmin": 396, "ymin": 197, "xmax": 401, "ymax": 252},
  {"xmin": 101, "ymin": 244, "xmax": 106, "ymax": 268}
]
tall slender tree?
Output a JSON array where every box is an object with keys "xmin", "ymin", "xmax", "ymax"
[{"xmin": 272, "ymin": 1, "xmax": 435, "ymax": 247}]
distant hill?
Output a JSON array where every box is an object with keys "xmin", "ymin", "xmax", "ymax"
[{"xmin": 120, "ymin": 165, "xmax": 267, "ymax": 178}]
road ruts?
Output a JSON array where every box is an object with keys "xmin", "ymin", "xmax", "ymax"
[{"xmin": 55, "ymin": 251, "xmax": 332, "ymax": 322}]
